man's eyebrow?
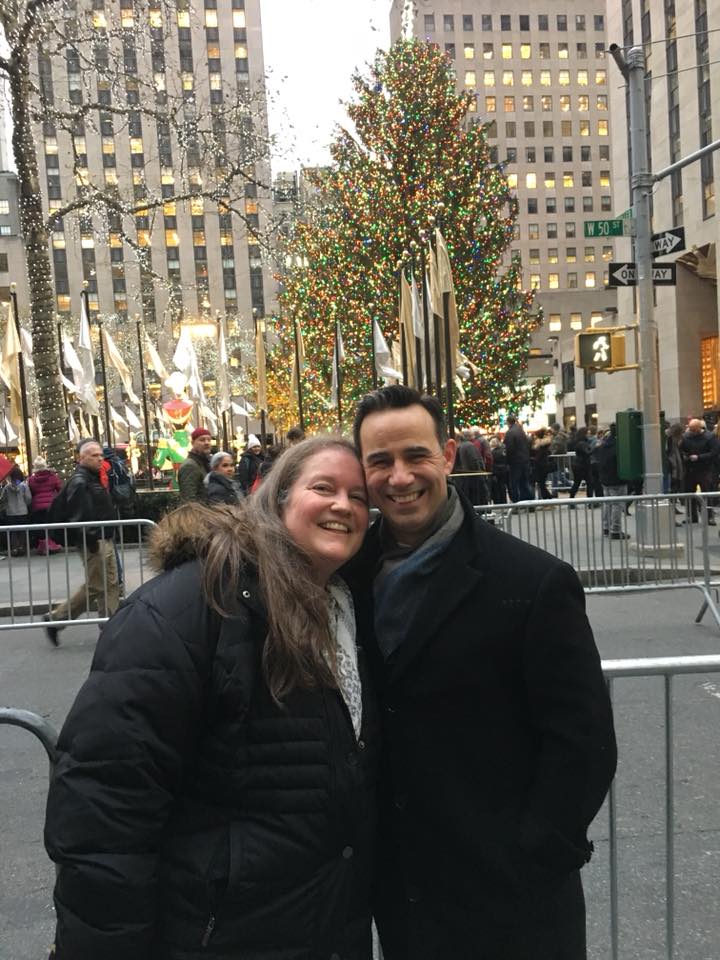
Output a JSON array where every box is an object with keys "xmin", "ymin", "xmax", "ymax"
[{"xmin": 365, "ymin": 445, "xmax": 433, "ymax": 463}]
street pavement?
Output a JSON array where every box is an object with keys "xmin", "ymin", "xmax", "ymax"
[{"xmin": 1, "ymin": 559, "xmax": 719, "ymax": 959}]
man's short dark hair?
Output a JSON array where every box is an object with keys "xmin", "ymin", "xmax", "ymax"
[
  {"xmin": 353, "ymin": 385, "xmax": 447, "ymax": 452},
  {"xmin": 286, "ymin": 426, "xmax": 305, "ymax": 443},
  {"xmin": 506, "ymin": 414, "xmax": 517, "ymax": 425}
]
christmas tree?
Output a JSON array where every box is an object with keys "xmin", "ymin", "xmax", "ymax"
[{"xmin": 270, "ymin": 39, "xmax": 545, "ymax": 431}]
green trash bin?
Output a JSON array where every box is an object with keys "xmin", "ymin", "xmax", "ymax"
[{"xmin": 616, "ymin": 409, "xmax": 644, "ymax": 482}]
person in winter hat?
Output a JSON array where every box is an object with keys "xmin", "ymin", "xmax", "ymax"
[
  {"xmin": 178, "ymin": 428, "xmax": 212, "ymax": 503},
  {"xmin": 236, "ymin": 434, "xmax": 264, "ymax": 494},
  {"xmin": 28, "ymin": 456, "xmax": 63, "ymax": 554},
  {"xmin": 205, "ymin": 451, "xmax": 243, "ymax": 505},
  {"xmin": 1, "ymin": 464, "xmax": 32, "ymax": 556}
]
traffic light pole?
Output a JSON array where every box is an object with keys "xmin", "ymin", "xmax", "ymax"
[{"xmin": 610, "ymin": 45, "xmax": 663, "ymax": 495}]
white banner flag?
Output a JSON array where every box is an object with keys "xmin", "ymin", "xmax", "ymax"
[
  {"xmin": 102, "ymin": 328, "xmax": 140, "ymax": 404},
  {"xmin": 77, "ymin": 297, "xmax": 100, "ymax": 416},
  {"xmin": 373, "ymin": 320, "xmax": 403, "ymax": 382}
]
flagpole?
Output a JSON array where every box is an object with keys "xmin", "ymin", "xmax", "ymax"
[
  {"xmin": 254, "ymin": 313, "xmax": 267, "ymax": 447},
  {"xmin": 56, "ymin": 320, "xmax": 69, "ymax": 414},
  {"xmin": 400, "ymin": 323, "xmax": 408, "ymax": 386},
  {"xmin": 335, "ymin": 321, "xmax": 342, "ymax": 430},
  {"xmin": 419, "ymin": 246, "xmax": 432, "ymax": 394},
  {"xmin": 10, "ymin": 285, "xmax": 33, "ymax": 466},
  {"xmin": 442, "ymin": 291, "xmax": 456, "ymax": 437},
  {"xmin": 370, "ymin": 315, "xmax": 378, "ymax": 390},
  {"xmin": 429, "ymin": 235, "xmax": 443, "ymax": 408},
  {"xmin": 412, "ymin": 277, "xmax": 423, "ymax": 389},
  {"xmin": 86, "ymin": 288, "xmax": 112, "ymax": 447},
  {"xmin": 134, "ymin": 314, "xmax": 155, "ymax": 490},
  {"xmin": 292, "ymin": 317, "xmax": 305, "ymax": 432}
]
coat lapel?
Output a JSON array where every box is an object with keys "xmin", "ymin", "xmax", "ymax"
[{"xmin": 386, "ymin": 512, "xmax": 485, "ymax": 682}]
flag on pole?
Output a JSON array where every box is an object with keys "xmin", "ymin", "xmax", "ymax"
[
  {"xmin": 216, "ymin": 322, "xmax": 231, "ymax": 414},
  {"xmin": 199, "ymin": 403, "xmax": 219, "ymax": 432},
  {"xmin": 173, "ymin": 327, "xmax": 205, "ymax": 404},
  {"xmin": 426, "ymin": 244, "xmax": 440, "ymax": 317},
  {"xmin": 61, "ymin": 335, "xmax": 85, "ymax": 395},
  {"xmin": 77, "ymin": 408, "xmax": 90, "ymax": 439},
  {"xmin": 1, "ymin": 299, "xmax": 23, "ymax": 426},
  {"xmin": 290, "ymin": 320, "xmax": 305, "ymax": 403},
  {"xmin": 410, "ymin": 272, "xmax": 424, "ymax": 339},
  {"xmin": 434, "ymin": 229, "xmax": 461, "ymax": 385},
  {"xmin": 124, "ymin": 405, "xmax": 142, "ymax": 429},
  {"xmin": 373, "ymin": 320, "xmax": 403, "ymax": 382},
  {"xmin": 255, "ymin": 324, "xmax": 267, "ymax": 411},
  {"xmin": 20, "ymin": 328, "xmax": 34, "ymax": 368},
  {"xmin": 110, "ymin": 405, "xmax": 128, "ymax": 429},
  {"xmin": 144, "ymin": 334, "xmax": 169, "ymax": 382},
  {"xmin": 399, "ymin": 274, "xmax": 416, "ymax": 388},
  {"xmin": 102, "ymin": 328, "xmax": 140, "ymax": 404},
  {"xmin": 231, "ymin": 401, "xmax": 253, "ymax": 417},
  {"xmin": 77, "ymin": 296, "xmax": 100, "ymax": 416},
  {"xmin": 4, "ymin": 414, "xmax": 18, "ymax": 443},
  {"xmin": 67, "ymin": 413, "xmax": 80, "ymax": 444},
  {"xmin": 330, "ymin": 324, "xmax": 345, "ymax": 407}
]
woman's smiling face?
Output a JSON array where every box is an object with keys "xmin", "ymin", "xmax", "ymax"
[{"xmin": 282, "ymin": 448, "xmax": 369, "ymax": 584}]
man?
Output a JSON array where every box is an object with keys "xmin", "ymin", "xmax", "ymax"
[
  {"xmin": 177, "ymin": 427, "xmax": 212, "ymax": 502},
  {"xmin": 45, "ymin": 441, "xmax": 120, "ymax": 646},
  {"xmin": 597, "ymin": 423, "xmax": 629, "ymax": 540},
  {"xmin": 504, "ymin": 413, "xmax": 534, "ymax": 502},
  {"xmin": 452, "ymin": 427, "xmax": 486, "ymax": 506},
  {"xmin": 286, "ymin": 425, "xmax": 306, "ymax": 446},
  {"xmin": 349, "ymin": 385, "xmax": 616, "ymax": 960},
  {"xmin": 236, "ymin": 434, "xmax": 264, "ymax": 494},
  {"xmin": 679, "ymin": 417, "xmax": 717, "ymax": 524}
]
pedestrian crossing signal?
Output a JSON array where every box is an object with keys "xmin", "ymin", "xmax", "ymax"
[{"xmin": 575, "ymin": 331, "xmax": 626, "ymax": 371}]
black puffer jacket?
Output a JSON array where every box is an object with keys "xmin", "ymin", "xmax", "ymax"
[{"xmin": 44, "ymin": 526, "xmax": 379, "ymax": 960}]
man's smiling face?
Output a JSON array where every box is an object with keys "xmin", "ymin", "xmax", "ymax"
[{"xmin": 359, "ymin": 404, "xmax": 456, "ymax": 547}]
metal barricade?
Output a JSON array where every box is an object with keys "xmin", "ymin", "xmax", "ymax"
[
  {"xmin": 602, "ymin": 653, "xmax": 720, "ymax": 960},
  {"xmin": 0, "ymin": 518, "xmax": 156, "ymax": 631},
  {"xmin": 0, "ymin": 707, "xmax": 58, "ymax": 773},
  {"xmin": 477, "ymin": 492, "xmax": 720, "ymax": 631},
  {"xmin": 549, "ymin": 451, "xmax": 576, "ymax": 491}
]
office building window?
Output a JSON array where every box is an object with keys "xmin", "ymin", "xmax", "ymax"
[
  {"xmin": 546, "ymin": 196, "xmax": 557, "ymax": 213},
  {"xmin": 548, "ymin": 248, "xmax": 558, "ymax": 263},
  {"xmin": 567, "ymin": 273, "xmax": 578, "ymax": 288},
  {"xmin": 585, "ymin": 272, "xmax": 596, "ymax": 288},
  {"xmin": 566, "ymin": 247, "xmax": 577, "ymax": 262},
  {"xmin": 601, "ymin": 195, "xmax": 612, "ymax": 211},
  {"xmin": 444, "ymin": 14, "xmax": 454, "ymax": 32},
  {"xmin": 502, "ymin": 43, "xmax": 512, "ymax": 59},
  {"xmin": 524, "ymin": 121, "xmax": 535, "ymax": 137},
  {"xmin": 540, "ymin": 70, "xmax": 551, "ymax": 86},
  {"xmin": 507, "ymin": 173, "xmax": 518, "ymax": 188},
  {"xmin": 579, "ymin": 120, "xmax": 590, "ymax": 136},
  {"xmin": 539, "ymin": 43, "xmax": 550, "ymax": 59},
  {"xmin": 570, "ymin": 313, "xmax": 583, "ymax": 330},
  {"xmin": 602, "ymin": 246, "xmax": 613, "ymax": 261},
  {"xmin": 566, "ymin": 222, "xmax": 576, "ymax": 238},
  {"xmin": 504, "ymin": 95, "xmax": 515, "ymax": 112},
  {"xmin": 543, "ymin": 121, "xmax": 554, "ymax": 137},
  {"xmin": 424, "ymin": 14, "xmax": 435, "ymax": 32},
  {"xmin": 526, "ymin": 146, "xmax": 536, "ymax": 162},
  {"xmin": 544, "ymin": 171, "xmax": 556, "ymax": 188},
  {"xmin": 520, "ymin": 43, "xmax": 531, "ymax": 59},
  {"xmin": 483, "ymin": 43, "xmax": 494, "ymax": 59},
  {"xmin": 538, "ymin": 14, "xmax": 548, "ymax": 30},
  {"xmin": 563, "ymin": 172, "xmax": 574, "ymax": 187},
  {"xmin": 523, "ymin": 95, "xmax": 534, "ymax": 110},
  {"xmin": 505, "ymin": 121, "xmax": 516, "ymax": 137},
  {"xmin": 506, "ymin": 146, "xmax": 517, "ymax": 162},
  {"xmin": 526, "ymin": 173, "xmax": 537, "ymax": 188},
  {"xmin": 576, "ymin": 14, "xmax": 586, "ymax": 30},
  {"xmin": 519, "ymin": 14, "xmax": 529, "ymax": 30},
  {"xmin": 500, "ymin": 14, "xmax": 511, "ymax": 30},
  {"xmin": 595, "ymin": 15, "xmax": 605, "ymax": 30},
  {"xmin": 503, "ymin": 71, "xmax": 514, "ymax": 86},
  {"xmin": 541, "ymin": 95, "xmax": 552, "ymax": 111},
  {"xmin": 596, "ymin": 70, "xmax": 607, "ymax": 85},
  {"xmin": 559, "ymin": 70, "xmax": 570, "ymax": 86},
  {"xmin": 583, "ymin": 197, "xmax": 593, "ymax": 212},
  {"xmin": 559, "ymin": 43, "xmax": 569, "ymax": 58},
  {"xmin": 464, "ymin": 44, "xmax": 474, "ymax": 59},
  {"xmin": 0, "ymin": 200, "xmax": 10, "ymax": 215},
  {"xmin": 548, "ymin": 273, "xmax": 560, "ymax": 289},
  {"xmin": 445, "ymin": 43, "xmax": 456, "ymax": 59},
  {"xmin": 485, "ymin": 96, "xmax": 496, "ymax": 112},
  {"xmin": 482, "ymin": 14, "xmax": 492, "ymax": 31},
  {"xmin": 528, "ymin": 198, "xmax": 538, "ymax": 213},
  {"xmin": 582, "ymin": 171, "xmax": 592, "ymax": 187},
  {"xmin": 584, "ymin": 246, "xmax": 595, "ymax": 262},
  {"xmin": 528, "ymin": 224, "xmax": 540, "ymax": 239},
  {"xmin": 521, "ymin": 71, "xmax": 533, "ymax": 86},
  {"xmin": 484, "ymin": 71, "xmax": 495, "ymax": 86},
  {"xmin": 549, "ymin": 314, "xmax": 562, "ymax": 332},
  {"xmin": 557, "ymin": 14, "xmax": 567, "ymax": 30},
  {"xmin": 529, "ymin": 248, "xmax": 540, "ymax": 264},
  {"xmin": 596, "ymin": 43, "xmax": 606, "ymax": 58},
  {"xmin": 578, "ymin": 95, "xmax": 589, "ymax": 111},
  {"xmin": 560, "ymin": 95, "xmax": 571, "ymax": 111},
  {"xmin": 530, "ymin": 274, "xmax": 541, "ymax": 289},
  {"xmin": 577, "ymin": 42, "xmax": 587, "ymax": 59},
  {"xmin": 544, "ymin": 146, "xmax": 554, "ymax": 162},
  {"xmin": 463, "ymin": 14, "xmax": 474, "ymax": 31},
  {"xmin": 598, "ymin": 119, "xmax": 608, "ymax": 135}
]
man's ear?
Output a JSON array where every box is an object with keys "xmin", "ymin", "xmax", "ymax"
[{"xmin": 442, "ymin": 438, "xmax": 456, "ymax": 474}]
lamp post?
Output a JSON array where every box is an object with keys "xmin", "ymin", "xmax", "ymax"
[
  {"xmin": 85, "ymin": 286, "xmax": 112, "ymax": 446},
  {"xmin": 9, "ymin": 284, "xmax": 33, "ymax": 466}
]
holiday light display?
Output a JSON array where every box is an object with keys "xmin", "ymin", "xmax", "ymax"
[{"xmin": 270, "ymin": 39, "xmax": 545, "ymax": 429}]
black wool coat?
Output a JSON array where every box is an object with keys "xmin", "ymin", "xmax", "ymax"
[
  {"xmin": 44, "ymin": 547, "xmax": 379, "ymax": 960},
  {"xmin": 345, "ymin": 497, "xmax": 617, "ymax": 960}
]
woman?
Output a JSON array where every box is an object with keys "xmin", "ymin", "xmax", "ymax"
[
  {"xmin": 530, "ymin": 427, "xmax": 554, "ymax": 500},
  {"xmin": 205, "ymin": 450, "xmax": 243, "ymax": 504},
  {"xmin": 568, "ymin": 426, "xmax": 593, "ymax": 500},
  {"xmin": 44, "ymin": 437, "xmax": 377, "ymax": 960},
  {"xmin": 1, "ymin": 465, "xmax": 32, "ymax": 556},
  {"xmin": 28, "ymin": 456, "xmax": 63, "ymax": 553}
]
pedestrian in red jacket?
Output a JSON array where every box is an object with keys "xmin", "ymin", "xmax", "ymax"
[{"xmin": 28, "ymin": 457, "xmax": 63, "ymax": 554}]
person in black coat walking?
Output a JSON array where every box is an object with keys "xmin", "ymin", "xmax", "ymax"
[
  {"xmin": 569, "ymin": 426, "xmax": 593, "ymax": 500},
  {"xmin": 236, "ymin": 435, "xmax": 264, "ymax": 494},
  {"xmin": 348, "ymin": 386, "xmax": 617, "ymax": 960},
  {"xmin": 504, "ymin": 414, "xmax": 535, "ymax": 502},
  {"xmin": 44, "ymin": 437, "xmax": 378, "ymax": 960}
]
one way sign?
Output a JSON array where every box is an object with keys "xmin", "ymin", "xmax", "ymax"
[
  {"xmin": 651, "ymin": 226, "xmax": 686, "ymax": 258},
  {"xmin": 608, "ymin": 262, "xmax": 677, "ymax": 286}
]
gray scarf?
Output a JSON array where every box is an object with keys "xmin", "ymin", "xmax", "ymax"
[{"xmin": 374, "ymin": 486, "xmax": 464, "ymax": 661}]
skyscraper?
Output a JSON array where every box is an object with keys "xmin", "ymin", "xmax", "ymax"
[
  {"xmin": 391, "ymin": 0, "xmax": 618, "ymax": 428},
  {"xmin": 2, "ymin": 0, "xmax": 273, "ymax": 344}
]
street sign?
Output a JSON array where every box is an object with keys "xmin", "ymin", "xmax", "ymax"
[
  {"xmin": 651, "ymin": 226, "xmax": 686, "ymax": 258},
  {"xmin": 584, "ymin": 218, "xmax": 634, "ymax": 238},
  {"xmin": 607, "ymin": 262, "xmax": 678, "ymax": 287},
  {"xmin": 608, "ymin": 262, "xmax": 637, "ymax": 285},
  {"xmin": 651, "ymin": 263, "xmax": 677, "ymax": 285}
]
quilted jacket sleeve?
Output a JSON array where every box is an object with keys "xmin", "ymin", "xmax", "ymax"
[{"xmin": 45, "ymin": 574, "xmax": 214, "ymax": 960}]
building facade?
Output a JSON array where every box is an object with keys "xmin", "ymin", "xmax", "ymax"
[
  {"xmin": 0, "ymin": 0, "xmax": 273, "ymax": 348},
  {"xmin": 391, "ymin": 0, "xmax": 620, "ymax": 428},
  {"xmin": 607, "ymin": 0, "xmax": 720, "ymax": 423}
]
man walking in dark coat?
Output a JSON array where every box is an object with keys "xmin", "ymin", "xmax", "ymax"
[
  {"xmin": 504, "ymin": 414, "xmax": 534, "ymax": 502},
  {"xmin": 348, "ymin": 385, "xmax": 617, "ymax": 960},
  {"xmin": 45, "ymin": 441, "xmax": 120, "ymax": 646}
]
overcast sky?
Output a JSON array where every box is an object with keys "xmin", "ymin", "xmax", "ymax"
[{"xmin": 261, "ymin": 0, "xmax": 392, "ymax": 173}]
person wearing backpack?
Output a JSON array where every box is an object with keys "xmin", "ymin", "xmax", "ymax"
[
  {"xmin": 44, "ymin": 440, "xmax": 120, "ymax": 646},
  {"xmin": 1, "ymin": 465, "xmax": 32, "ymax": 556}
]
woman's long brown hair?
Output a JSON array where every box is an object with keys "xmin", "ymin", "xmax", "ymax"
[{"xmin": 159, "ymin": 436, "xmax": 366, "ymax": 701}]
